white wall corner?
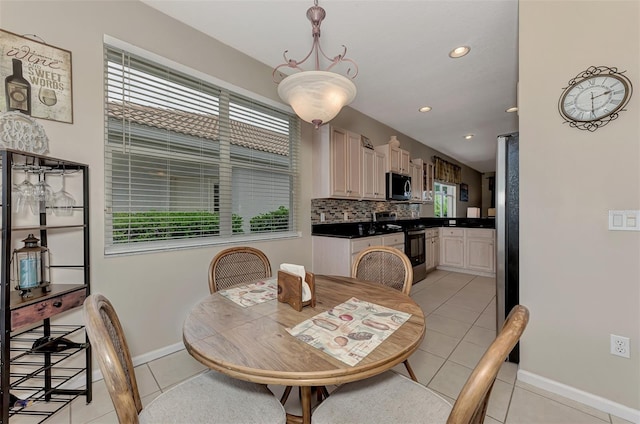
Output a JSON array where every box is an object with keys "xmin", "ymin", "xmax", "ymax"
[{"xmin": 518, "ymin": 370, "xmax": 640, "ymax": 424}]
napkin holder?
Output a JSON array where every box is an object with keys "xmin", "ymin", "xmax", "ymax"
[{"xmin": 277, "ymin": 270, "xmax": 316, "ymax": 312}]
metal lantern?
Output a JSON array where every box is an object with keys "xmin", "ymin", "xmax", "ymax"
[{"xmin": 12, "ymin": 233, "xmax": 50, "ymax": 297}]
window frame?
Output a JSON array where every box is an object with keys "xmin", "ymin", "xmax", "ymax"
[
  {"xmin": 434, "ymin": 181, "xmax": 457, "ymax": 218},
  {"xmin": 103, "ymin": 37, "xmax": 300, "ymax": 255}
]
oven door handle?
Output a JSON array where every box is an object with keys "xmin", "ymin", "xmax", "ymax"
[{"xmin": 407, "ymin": 230, "xmax": 426, "ymax": 236}]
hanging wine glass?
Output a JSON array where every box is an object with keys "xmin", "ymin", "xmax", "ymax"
[
  {"xmin": 31, "ymin": 171, "xmax": 53, "ymax": 215},
  {"xmin": 52, "ymin": 173, "xmax": 75, "ymax": 217},
  {"xmin": 15, "ymin": 169, "xmax": 35, "ymax": 215}
]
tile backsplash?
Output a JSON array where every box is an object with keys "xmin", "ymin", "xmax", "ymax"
[{"xmin": 311, "ymin": 198, "xmax": 420, "ymax": 224}]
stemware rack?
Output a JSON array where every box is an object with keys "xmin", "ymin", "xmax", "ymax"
[{"xmin": 0, "ymin": 148, "xmax": 91, "ymax": 423}]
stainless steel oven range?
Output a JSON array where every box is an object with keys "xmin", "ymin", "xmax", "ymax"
[
  {"xmin": 404, "ymin": 224, "xmax": 426, "ymax": 283},
  {"xmin": 373, "ymin": 212, "xmax": 426, "ymax": 284}
]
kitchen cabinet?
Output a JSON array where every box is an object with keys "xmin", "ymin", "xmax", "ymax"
[
  {"xmin": 425, "ymin": 228, "xmax": 439, "ymax": 272},
  {"xmin": 423, "ymin": 161, "xmax": 434, "ymax": 202},
  {"xmin": 381, "ymin": 233, "xmax": 404, "ymax": 252},
  {"xmin": 438, "ymin": 228, "xmax": 496, "ymax": 276},
  {"xmin": 0, "ymin": 149, "xmax": 91, "ymax": 423},
  {"xmin": 362, "ymin": 148, "xmax": 385, "ymax": 200},
  {"xmin": 465, "ymin": 229, "xmax": 495, "ymax": 273},
  {"xmin": 312, "ymin": 126, "xmax": 362, "ymax": 199},
  {"xmin": 374, "ymin": 144, "xmax": 410, "ymax": 175},
  {"xmin": 440, "ymin": 228, "xmax": 465, "ymax": 268},
  {"xmin": 312, "ymin": 233, "xmax": 405, "ymax": 277},
  {"xmin": 409, "ymin": 159, "xmax": 423, "ymax": 201}
]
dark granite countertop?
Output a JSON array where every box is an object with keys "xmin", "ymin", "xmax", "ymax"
[{"xmin": 312, "ymin": 218, "xmax": 495, "ymax": 239}]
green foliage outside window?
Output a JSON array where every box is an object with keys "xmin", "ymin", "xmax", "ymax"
[
  {"xmin": 113, "ymin": 211, "xmax": 243, "ymax": 242},
  {"xmin": 434, "ymin": 193, "xmax": 449, "ymax": 217},
  {"xmin": 250, "ymin": 206, "xmax": 289, "ymax": 233}
]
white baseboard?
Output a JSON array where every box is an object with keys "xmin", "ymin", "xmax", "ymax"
[
  {"xmin": 435, "ymin": 265, "xmax": 495, "ymax": 278},
  {"xmin": 88, "ymin": 341, "xmax": 186, "ymax": 383},
  {"xmin": 518, "ymin": 370, "xmax": 640, "ymax": 424}
]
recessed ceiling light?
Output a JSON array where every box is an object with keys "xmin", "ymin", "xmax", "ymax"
[
  {"xmin": 449, "ymin": 46, "xmax": 470, "ymax": 58},
  {"xmin": 464, "ymin": 134, "xmax": 474, "ymax": 140},
  {"xmin": 419, "ymin": 106, "xmax": 432, "ymax": 113},
  {"xmin": 506, "ymin": 106, "xmax": 518, "ymax": 113}
]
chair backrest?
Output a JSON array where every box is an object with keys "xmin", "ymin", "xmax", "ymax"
[
  {"xmin": 447, "ymin": 305, "xmax": 530, "ymax": 424},
  {"xmin": 83, "ymin": 294, "xmax": 143, "ymax": 424},
  {"xmin": 351, "ymin": 246, "xmax": 413, "ymax": 296},
  {"xmin": 208, "ymin": 246, "xmax": 272, "ymax": 293}
]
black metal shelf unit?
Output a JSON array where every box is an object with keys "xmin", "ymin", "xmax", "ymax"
[{"xmin": 0, "ymin": 149, "xmax": 91, "ymax": 423}]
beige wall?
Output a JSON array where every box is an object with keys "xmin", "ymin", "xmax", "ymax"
[
  {"xmin": 0, "ymin": 0, "xmax": 315, "ymax": 357},
  {"xmin": 0, "ymin": 0, "xmax": 482, "ymax": 360},
  {"xmin": 519, "ymin": 0, "xmax": 639, "ymax": 412}
]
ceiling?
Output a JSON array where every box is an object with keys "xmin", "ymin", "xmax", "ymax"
[{"xmin": 140, "ymin": 0, "xmax": 519, "ymax": 173}]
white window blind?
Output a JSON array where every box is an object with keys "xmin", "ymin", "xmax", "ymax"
[{"xmin": 104, "ymin": 45, "xmax": 299, "ymax": 254}]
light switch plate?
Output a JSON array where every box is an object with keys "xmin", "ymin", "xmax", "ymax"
[{"xmin": 609, "ymin": 210, "xmax": 640, "ymax": 231}]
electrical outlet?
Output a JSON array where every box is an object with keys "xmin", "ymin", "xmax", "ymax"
[
  {"xmin": 343, "ymin": 212, "xmax": 349, "ymax": 221},
  {"xmin": 610, "ymin": 334, "xmax": 630, "ymax": 358},
  {"xmin": 320, "ymin": 212, "xmax": 325, "ymax": 222}
]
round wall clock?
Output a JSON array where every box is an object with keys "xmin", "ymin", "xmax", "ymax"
[{"xmin": 558, "ymin": 66, "xmax": 633, "ymax": 132}]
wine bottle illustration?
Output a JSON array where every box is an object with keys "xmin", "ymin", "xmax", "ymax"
[{"xmin": 5, "ymin": 58, "xmax": 31, "ymax": 115}]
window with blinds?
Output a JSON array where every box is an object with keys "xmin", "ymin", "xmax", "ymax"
[{"xmin": 104, "ymin": 45, "xmax": 299, "ymax": 254}]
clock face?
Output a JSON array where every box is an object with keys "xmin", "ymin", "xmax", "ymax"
[{"xmin": 560, "ymin": 74, "xmax": 630, "ymax": 122}]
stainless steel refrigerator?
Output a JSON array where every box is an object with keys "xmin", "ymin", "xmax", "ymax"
[{"xmin": 496, "ymin": 132, "xmax": 520, "ymax": 363}]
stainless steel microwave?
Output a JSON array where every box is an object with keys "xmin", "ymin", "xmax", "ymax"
[{"xmin": 385, "ymin": 172, "xmax": 412, "ymax": 201}]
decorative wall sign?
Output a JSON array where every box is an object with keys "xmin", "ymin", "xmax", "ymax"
[
  {"xmin": 459, "ymin": 183, "xmax": 469, "ymax": 202},
  {"xmin": 0, "ymin": 29, "xmax": 73, "ymax": 124}
]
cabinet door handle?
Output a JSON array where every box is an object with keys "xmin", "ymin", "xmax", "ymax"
[{"xmin": 53, "ymin": 300, "xmax": 63, "ymax": 308}]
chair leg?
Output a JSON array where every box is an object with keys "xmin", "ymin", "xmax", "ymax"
[
  {"xmin": 404, "ymin": 359, "xmax": 418, "ymax": 382},
  {"xmin": 280, "ymin": 385, "xmax": 293, "ymax": 405},
  {"xmin": 318, "ymin": 386, "xmax": 330, "ymax": 401}
]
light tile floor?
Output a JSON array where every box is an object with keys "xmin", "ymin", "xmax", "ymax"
[{"xmin": 30, "ymin": 270, "xmax": 633, "ymax": 423}]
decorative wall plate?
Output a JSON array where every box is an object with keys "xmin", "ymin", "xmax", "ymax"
[{"xmin": 0, "ymin": 111, "xmax": 49, "ymax": 154}]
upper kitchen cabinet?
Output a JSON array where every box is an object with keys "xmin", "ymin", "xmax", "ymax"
[
  {"xmin": 374, "ymin": 144, "xmax": 410, "ymax": 175},
  {"xmin": 362, "ymin": 148, "xmax": 385, "ymax": 200},
  {"xmin": 312, "ymin": 126, "xmax": 363, "ymax": 199},
  {"xmin": 423, "ymin": 161, "xmax": 434, "ymax": 202},
  {"xmin": 409, "ymin": 159, "xmax": 424, "ymax": 202}
]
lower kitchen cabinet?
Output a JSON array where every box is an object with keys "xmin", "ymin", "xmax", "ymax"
[
  {"xmin": 425, "ymin": 228, "xmax": 440, "ymax": 272},
  {"xmin": 312, "ymin": 233, "xmax": 405, "ymax": 277},
  {"xmin": 465, "ymin": 229, "xmax": 495, "ymax": 274},
  {"xmin": 440, "ymin": 228, "xmax": 465, "ymax": 268},
  {"xmin": 438, "ymin": 228, "xmax": 495, "ymax": 276},
  {"xmin": 381, "ymin": 233, "xmax": 404, "ymax": 252}
]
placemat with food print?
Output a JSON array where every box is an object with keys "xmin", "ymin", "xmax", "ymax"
[
  {"xmin": 286, "ymin": 297, "xmax": 411, "ymax": 366},
  {"xmin": 218, "ymin": 277, "xmax": 278, "ymax": 307}
]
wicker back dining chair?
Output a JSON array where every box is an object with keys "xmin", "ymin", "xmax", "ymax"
[
  {"xmin": 83, "ymin": 293, "xmax": 286, "ymax": 424},
  {"xmin": 312, "ymin": 305, "xmax": 530, "ymax": 424},
  {"xmin": 208, "ymin": 246, "xmax": 272, "ymax": 293},
  {"xmin": 351, "ymin": 245, "xmax": 413, "ymax": 296},
  {"xmin": 351, "ymin": 245, "xmax": 416, "ymax": 380}
]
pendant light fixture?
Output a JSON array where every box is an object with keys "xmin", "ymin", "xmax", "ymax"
[{"xmin": 273, "ymin": 0, "xmax": 358, "ymax": 129}]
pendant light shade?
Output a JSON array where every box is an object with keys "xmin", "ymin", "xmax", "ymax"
[
  {"xmin": 273, "ymin": 0, "xmax": 358, "ymax": 129},
  {"xmin": 277, "ymin": 71, "xmax": 356, "ymax": 128}
]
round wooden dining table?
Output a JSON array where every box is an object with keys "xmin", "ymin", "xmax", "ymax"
[{"xmin": 183, "ymin": 274, "xmax": 425, "ymax": 424}]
